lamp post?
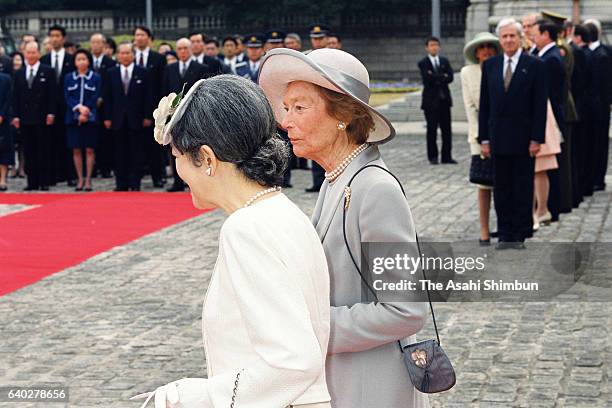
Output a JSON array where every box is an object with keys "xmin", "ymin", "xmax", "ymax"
[
  {"xmin": 146, "ymin": 0, "xmax": 153, "ymax": 30},
  {"xmin": 432, "ymin": 0, "xmax": 441, "ymax": 38}
]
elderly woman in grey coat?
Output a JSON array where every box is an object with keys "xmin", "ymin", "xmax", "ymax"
[{"xmin": 259, "ymin": 48, "xmax": 429, "ymax": 408}]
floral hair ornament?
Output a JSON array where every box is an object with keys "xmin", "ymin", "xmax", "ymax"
[{"xmin": 153, "ymin": 79, "xmax": 207, "ymax": 145}]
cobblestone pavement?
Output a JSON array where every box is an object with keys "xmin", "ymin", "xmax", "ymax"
[{"xmin": 0, "ymin": 130, "xmax": 610, "ymax": 407}]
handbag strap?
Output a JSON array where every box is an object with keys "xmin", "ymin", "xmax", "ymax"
[{"xmin": 341, "ymin": 164, "xmax": 441, "ymax": 347}]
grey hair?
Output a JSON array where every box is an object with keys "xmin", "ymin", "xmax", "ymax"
[
  {"xmin": 285, "ymin": 33, "xmax": 302, "ymax": 44},
  {"xmin": 118, "ymin": 41, "xmax": 134, "ymax": 53},
  {"xmin": 496, "ymin": 17, "xmax": 523, "ymax": 36},
  {"xmin": 170, "ymin": 75, "xmax": 289, "ymax": 186}
]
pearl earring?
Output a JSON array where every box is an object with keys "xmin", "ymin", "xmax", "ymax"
[
  {"xmin": 206, "ymin": 167, "xmax": 212, "ymax": 176},
  {"xmin": 337, "ymin": 122, "xmax": 347, "ymax": 131}
]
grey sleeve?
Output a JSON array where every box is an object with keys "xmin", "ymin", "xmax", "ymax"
[{"xmin": 328, "ymin": 177, "xmax": 428, "ymax": 354}]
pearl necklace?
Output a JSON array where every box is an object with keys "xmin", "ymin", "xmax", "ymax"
[
  {"xmin": 243, "ymin": 186, "xmax": 281, "ymax": 208},
  {"xmin": 325, "ymin": 144, "xmax": 368, "ymax": 182}
]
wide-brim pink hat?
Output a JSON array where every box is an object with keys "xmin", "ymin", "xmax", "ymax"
[{"xmin": 258, "ymin": 48, "xmax": 395, "ymax": 144}]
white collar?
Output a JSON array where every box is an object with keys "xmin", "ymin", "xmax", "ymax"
[
  {"xmin": 27, "ymin": 61, "xmax": 40, "ymax": 72},
  {"xmin": 73, "ymin": 70, "xmax": 93, "ymax": 80},
  {"xmin": 192, "ymin": 54, "xmax": 203, "ymax": 62},
  {"xmin": 137, "ymin": 47, "xmax": 150, "ymax": 55},
  {"xmin": 504, "ymin": 48, "xmax": 522, "ymax": 64},
  {"xmin": 121, "ymin": 63, "xmax": 134, "ymax": 75},
  {"xmin": 93, "ymin": 53, "xmax": 104, "ymax": 62},
  {"xmin": 538, "ymin": 42, "xmax": 556, "ymax": 57},
  {"xmin": 589, "ymin": 40, "xmax": 601, "ymax": 51},
  {"xmin": 51, "ymin": 48, "xmax": 65, "ymax": 57},
  {"xmin": 180, "ymin": 59, "xmax": 190, "ymax": 67},
  {"xmin": 428, "ymin": 54, "xmax": 439, "ymax": 62}
]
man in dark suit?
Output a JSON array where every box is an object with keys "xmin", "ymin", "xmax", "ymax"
[
  {"xmin": 163, "ymin": 37, "xmax": 212, "ymax": 192},
  {"xmin": 190, "ymin": 32, "xmax": 226, "ymax": 75},
  {"xmin": 12, "ymin": 42, "xmax": 57, "ymax": 191},
  {"xmin": 534, "ymin": 19, "xmax": 566, "ymax": 223},
  {"xmin": 133, "ymin": 25, "xmax": 166, "ymax": 188},
  {"xmin": 40, "ymin": 24, "xmax": 75, "ymax": 186},
  {"xmin": 584, "ymin": 23, "xmax": 611, "ymax": 192},
  {"xmin": 418, "ymin": 36, "xmax": 456, "ymax": 165},
  {"xmin": 566, "ymin": 23, "xmax": 589, "ymax": 207},
  {"xmin": 90, "ymin": 33, "xmax": 117, "ymax": 179},
  {"xmin": 103, "ymin": 42, "xmax": 153, "ymax": 191},
  {"xmin": 479, "ymin": 18, "xmax": 547, "ymax": 248}
]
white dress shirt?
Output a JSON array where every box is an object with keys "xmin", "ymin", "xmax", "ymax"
[
  {"xmin": 192, "ymin": 54, "xmax": 204, "ymax": 64},
  {"xmin": 25, "ymin": 61, "xmax": 41, "ymax": 80},
  {"xmin": 179, "ymin": 60, "xmax": 190, "ymax": 75},
  {"xmin": 120, "ymin": 63, "xmax": 134, "ymax": 81},
  {"xmin": 427, "ymin": 54, "xmax": 440, "ymax": 70},
  {"xmin": 503, "ymin": 47, "xmax": 522, "ymax": 75},
  {"xmin": 51, "ymin": 48, "xmax": 65, "ymax": 73},
  {"xmin": 249, "ymin": 59, "xmax": 260, "ymax": 74},
  {"xmin": 537, "ymin": 41, "xmax": 556, "ymax": 57},
  {"xmin": 92, "ymin": 54, "xmax": 104, "ymax": 70},
  {"xmin": 135, "ymin": 47, "xmax": 150, "ymax": 67},
  {"xmin": 589, "ymin": 40, "xmax": 601, "ymax": 51}
]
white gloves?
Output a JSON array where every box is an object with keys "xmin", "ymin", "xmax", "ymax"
[{"xmin": 130, "ymin": 378, "xmax": 209, "ymax": 408}]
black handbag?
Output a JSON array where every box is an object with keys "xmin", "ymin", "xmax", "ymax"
[
  {"xmin": 342, "ymin": 164, "xmax": 456, "ymax": 394},
  {"xmin": 469, "ymin": 154, "xmax": 494, "ymax": 186}
]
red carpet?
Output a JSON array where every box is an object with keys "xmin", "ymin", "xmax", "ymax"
[{"xmin": 0, "ymin": 193, "xmax": 208, "ymax": 296}]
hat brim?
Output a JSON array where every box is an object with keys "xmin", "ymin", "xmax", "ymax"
[
  {"xmin": 463, "ymin": 36, "xmax": 500, "ymax": 65},
  {"xmin": 258, "ymin": 49, "xmax": 395, "ymax": 144}
]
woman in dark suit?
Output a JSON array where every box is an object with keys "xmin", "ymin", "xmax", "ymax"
[
  {"xmin": 64, "ymin": 49, "xmax": 101, "ymax": 191},
  {"xmin": 0, "ymin": 72, "xmax": 12, "ymax": 191}
]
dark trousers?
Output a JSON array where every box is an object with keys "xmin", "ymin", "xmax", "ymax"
[
  {"xmin": 493, "ymin": 154, "xmax": 535, "ymax": 242},
  {"xmin": 558, "ymin": 129, "xmax": 573, "ymax": 213},
  {"xmin": 51, "ymin": 121, "xmax": 73, "ymax": 183},
  {"xmin": 144, "ymin": 129, "xmax": 164, "ymax": 184},
  {"xmin": 593, "ymin": 111, "xmax": 610, "ymax": 188},
  {"xmin": 114, "ymin": 123, "xmax": 144, "ymax": 190},
  {"xmin": 423, "ymin": 105, "xmax": 452, "ymax": 162},
  {"xmin": 583, "ymin": 118, "xmax": 598, "ymax": 196},
  {"xmin": 571, "ymin": 121, "xmax": 585, "ymax": 207},
  {"xmin": 22, "ymin": 124, "xmax": 53, "ymax": 189},
  {"xmin": 311, "ymin": 162, "xmax": 325, "ymax": 189},
  {"xmin": 96, "ymin": 121, "xmax": 114, "ymax": 176},
  {"xmin": 168, "ymin": 146, "xmax": 184, "ymax": 189}
]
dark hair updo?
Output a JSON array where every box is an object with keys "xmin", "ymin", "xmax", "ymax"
[{"xmin": 170, "ymin": 75, "xmax": 289, "ymax": 186}]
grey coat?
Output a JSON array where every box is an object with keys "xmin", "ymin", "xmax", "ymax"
[{"xmin": 312, "ymin": 145, "xmax": 430, "ymax": 408}]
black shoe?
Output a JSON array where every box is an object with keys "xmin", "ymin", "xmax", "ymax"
[
  {"xmin": 593, "ymin": 184, "xmax": 605, "ymax": 192},
  {"xmin": 495, "ymin": 241, "xmax": 514, "ymax": 250},
  {"xmin": 40, "ymin": 186, "xmax": 49, "ymax": 191},
  {"xmin": 153, "ymin": 180, "xmax": 165, "ymax": 188},
  {"xmin": 0, "ymin": 185, "xmax": 7, "ymax": 191},
  {"xmin": 305, "ymin": 186, "xmax": 321, "ymax": 193},
  {"xmin": 441, "ymin": 159, "xmax": 458, "ymax": 164},
  {"xmin": 490, "ymin": 231, "xmax": 499, "ymax": 238},
  {"xmin": 23, "ymin": 186, "xmax": 37, "ymax": 191},
  {"xmin": 131, "ymin": 187, "xmax": 141, "ymax": 191},
  {"xmin": 479, "ymin": 238, "xmax": 491, "ymax": 246},
  {"xmin": 166, "ymin": 185, "xmax": 185, "ymax": 192},
  {"xmin": 429, "ymin": 159, "xmax": 439, "ymax": 165},
  {"xmin": 67, "ymin": 179, "xmax": 76, "ymax": 187},
  {"xmin": 513, "ymin": 242, "xmax": 526, "ymax": 250},
  {"xmin": 282, "ymin": 183, "xmax": 293, "ymax": 188},
  {"xmin": 113, "ymin": 187, "xmax": 128, "ymax": 192}
]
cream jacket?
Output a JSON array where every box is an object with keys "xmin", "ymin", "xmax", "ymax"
[{"xmin": 461, "ymin": 64, "xmax": 483, "ymax": 156}]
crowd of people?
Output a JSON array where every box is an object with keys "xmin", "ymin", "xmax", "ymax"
[
  {"xmin": 460, "ymin": 12, "xmax": 610, "ymax": 248},
  {"xmin": 0, "ymin": 24, "xmax": 344, "ymax": 192}
]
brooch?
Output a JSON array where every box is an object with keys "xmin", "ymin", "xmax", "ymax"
[{"xmin": 411, "ymin": 349, "xmax": 428, "ymax": 368}]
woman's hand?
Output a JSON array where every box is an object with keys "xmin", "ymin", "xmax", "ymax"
[
  {"xmin": 78, "ymin": 113, "xmax": 88, "ymax": 124},
  {"xmin": 78, "ymin": 105, "xmax": 91, "ymax": 116},
  {"xmin": 129, "ymin": 378, "xmax": 209, "ymax": 408}
]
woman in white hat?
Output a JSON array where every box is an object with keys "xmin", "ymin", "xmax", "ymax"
[
  {"xmin": 460, "ymin": 32, "xmax": 500, "ymax": 245},
  {"xmin": 259, "ymin": 48, "xmax": 429, "ymax": 408},
  {"xmin": 131, "ymin": 75, "xmax": 332, "ymax": 408}
]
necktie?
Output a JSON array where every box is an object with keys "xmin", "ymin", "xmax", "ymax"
[
  {"xmin": 139, "ymin": 52, "xmax": 144, "ymax": 67},
  {"xmin": 122, "ymin": 67, "xmax": 130, "ymax": 95},
  {"xmin": 504, "ymin": 58, "xmax": 513, "ymax": 92},
  {"xmin": 54, "ymin": 53, "xmax": 60, "ymax": 80},
  {"xmin": 434, "ymin": 58, "xmax": 439, "ymax": 72},
  {"xmin": 180, "ymin": 62, "xmax": 185, "ymax": 78},
  {"xmin": 27, "ymin": 67, "xmax": 34, "ymax": 88},
  {"xmin": 94, "ymin": 58, "xmax": 100, "ymax": 71}
]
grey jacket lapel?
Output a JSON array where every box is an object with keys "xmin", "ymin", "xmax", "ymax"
[{"xmin": 311, "ymin": 145, "xmax": 380, "ymax": 242}]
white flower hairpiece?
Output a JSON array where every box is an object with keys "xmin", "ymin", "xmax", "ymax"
[{"xmin": 153, "ymin": 83, "xmax": 187, "ymax": 145}]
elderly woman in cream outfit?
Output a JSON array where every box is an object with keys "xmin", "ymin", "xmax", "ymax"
[
  {"xmin": 460, "ymin": 32, "xmax": 500, "ymax": 244},
  {"xmin": 259, "ymin": 48, "xmax": 429, "ymax": 408},
  {"xmin": 131, "ymin": 75, "xmax": 332, "ymax": 408}
]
